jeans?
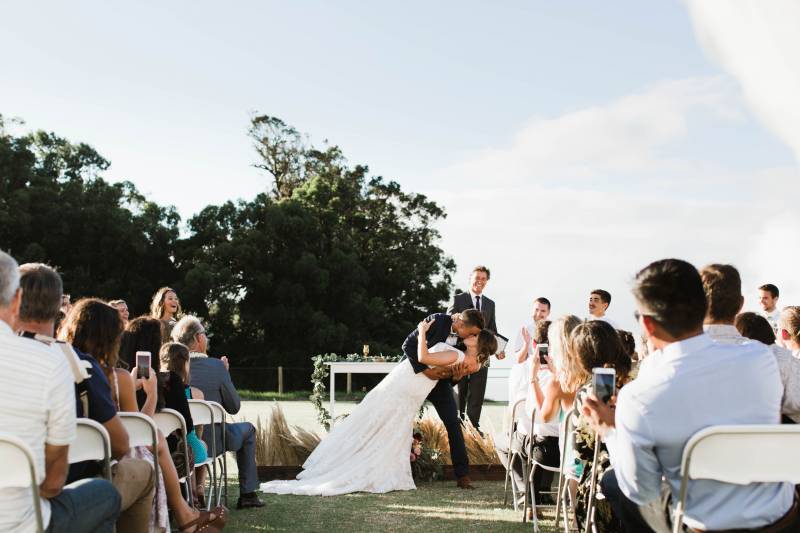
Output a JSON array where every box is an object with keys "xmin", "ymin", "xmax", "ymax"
[{"xmin": 47, "ymin": 478, "xmax": 120, "ymax": 533}]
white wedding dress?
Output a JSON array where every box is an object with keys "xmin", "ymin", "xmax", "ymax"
[{"xmin": 260, "ymin": 343, "xmax": 464, "ymax": 496}]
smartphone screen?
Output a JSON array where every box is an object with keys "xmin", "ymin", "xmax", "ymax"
[
  {"xmin": 537, "ymin": 343, "xmax": 549, "ymax": 364},
  {"xmin": 592, "ymin": 369, "xmax": 615, "ymax": 403},
  {"xmin": 136, "ymin": 351, "xmax": 151, "ymax": 379}
]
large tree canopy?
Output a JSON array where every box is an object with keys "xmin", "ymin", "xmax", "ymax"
[{"xmin": 0, "ymin": 113, "xmax": 455, "ymax": 388}]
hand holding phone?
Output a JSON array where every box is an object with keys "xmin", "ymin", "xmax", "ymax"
[
  {"xmin": 136, "ymin": 351, "xmax": 151, "ymax": 380},
  {"xmin": 536, "ymin": 343, "xmax": 550, "ymax": 365},
  {"xmin": 592, "ymin": 367, "xmax": 616, "ymax": 404}
]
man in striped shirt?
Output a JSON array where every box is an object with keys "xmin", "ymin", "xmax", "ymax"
[{"xmin": 0, "ymin": 250, "xmax": 120, "ymax": 533}]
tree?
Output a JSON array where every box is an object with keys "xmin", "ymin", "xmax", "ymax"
[{"xmin": 0, "ymin": 116, "xmax": 181, "ymax": 314}]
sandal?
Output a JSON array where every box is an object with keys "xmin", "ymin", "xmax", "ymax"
[{"xmin": 178, "ymin": 506, "xmax": 227, "ymax": 532}]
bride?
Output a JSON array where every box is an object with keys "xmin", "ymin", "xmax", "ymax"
[{"xmin": 260, "ymin": 318, "xmax": 497, "ymax": 496}]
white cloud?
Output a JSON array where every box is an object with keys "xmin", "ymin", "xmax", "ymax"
[{"xmin": 422, "ymin": 77, "xmax": 800, "ymax": 376}]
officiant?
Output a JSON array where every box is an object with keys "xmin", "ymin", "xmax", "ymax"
[{"xmin": 448, "ymin": 265, "xmax": 504, "ymax": 431}]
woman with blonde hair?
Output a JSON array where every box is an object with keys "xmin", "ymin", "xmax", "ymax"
[{"xmin": 150, "ymin": 287, "xmax": 181, "ymax": 342}]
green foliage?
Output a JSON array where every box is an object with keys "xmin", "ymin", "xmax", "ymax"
[{"xmin": 0, "ymin": 113, "xmax": 455, "ymax": 388}]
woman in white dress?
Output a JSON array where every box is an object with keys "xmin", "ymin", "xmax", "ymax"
[{"xmin": 260, "ymin": 319, "xmax": 497, "ymax": 496}]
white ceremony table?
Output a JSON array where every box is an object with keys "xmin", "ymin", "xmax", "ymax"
[{"xmin": 325, "ymin": 361, "xmax": 398, "ymax": 428}]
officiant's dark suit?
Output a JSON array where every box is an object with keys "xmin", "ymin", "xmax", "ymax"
[
  {"xmin": 402, "ymin": 313, "xmax": 471, "ymax": 480},
  {"xmin": 448, "ymin": 291, "xmax": 497, "ymax": 430}
]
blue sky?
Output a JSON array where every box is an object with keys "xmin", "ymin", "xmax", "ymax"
[{"xmin": 2, "ymin": 0, "xmax": 798, "ymax": 348}]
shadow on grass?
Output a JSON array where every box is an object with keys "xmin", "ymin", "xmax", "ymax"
[{"xmin": 226, "ymin": 479, "xmax": 557, "ymax": 532}]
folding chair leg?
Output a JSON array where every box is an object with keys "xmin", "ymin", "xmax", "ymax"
[
  {"xmin": 584, "ymin": 435, "xmax": 602, "ymax": 533},
  {"xmin": 522, "ymin": 461, "xmax": 531, "ymax": 522},
  {"xmin": 554, "ymin": 471, "xmax": 564, "ymax": 530}
]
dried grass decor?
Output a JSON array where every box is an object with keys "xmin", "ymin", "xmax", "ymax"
[
  {"xmin": 255, "ymin": 403, "xmax": 322, "ymax": 466},
  {"xmin": 414, "ymin": 416, "xmax": 500, "ymax": 466}
]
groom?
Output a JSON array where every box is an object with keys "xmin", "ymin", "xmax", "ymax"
[{"xmin": 401, "ymin": 309, "xmax": 485, "ymax": 489}]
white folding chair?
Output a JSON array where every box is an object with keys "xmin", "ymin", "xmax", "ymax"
[
  {"xmin": 207, "ymin": 401, "xmax": 229, "ymax": 507},
  {"xmin": 188, "ymin": 400, "xmax": 217, "ymax": 510},
  {"xmin": 523, "ymin": 408, "xmax": 565, "ymax": 531},
  {"xmin": 0, "ymin": 434, "xmax": 44, "ymax": 533},
  {"xmin": 69, "ymin": 419, "xmax": 112, "ymax": 480},
  {"xmin": 502, "ymin": 399, "xmax": 528, "ymax": 511},
  {"xmin": 554, "ymin": 410, "xmax": 580, "ymax": 533},
  {"xmin": 672, "ymin": 425, "xmax": 800, "ymax": 533},
  {"xmin": 118, "ymin": 412, "xmax": 160, "ymax": 500},
  {"xmin": 153, "ymin": 408, "xmax": 194, "ymax": 505}
]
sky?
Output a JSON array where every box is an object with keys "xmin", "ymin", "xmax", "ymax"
[{"xmin": 2, "ymin": 1, "xmax": 798, "ymax": 375}]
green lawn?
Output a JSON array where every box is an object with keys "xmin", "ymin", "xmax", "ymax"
[{"xmin": 224, "ymin": 479, "xmax": 557, "ymax": 532}]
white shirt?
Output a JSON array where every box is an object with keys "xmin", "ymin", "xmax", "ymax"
[
  {"xmin": 760, "ymin": 308, "xmax": 781, "ymax": 332},
  {"xmin": 588, "ymin": 314, "xmax": 620, "ymax": 330},
  {"xmin": 469, "ymin": 290, "xmax": 484, "ymax": 311},
  {"xmin": 0, "ymin": 320, "xmax": 76, "ymax": 532},
  {"xmin": 508, "ymin": 321, "xmax": 536, "ymax": 404},
  {"xmin": 705, "ymin": 324, "xmax": 800, "ymax": 424},
  {"xmin": 606, "ymin": 333, "xmax": 793, "ymax": 530}
]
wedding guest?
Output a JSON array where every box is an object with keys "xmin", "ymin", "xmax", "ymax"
[
  {"xmin": 62, "ymin": 299, "xmax": 226, "ymax": 531},
  {"xmin": 150, "ymin": 286, "xmax": 181, "ymax": 342},
  {"xmin": 173, "ymin": 315, "xmax": 264, "ymax": 509},
  {"xmin": 61, "ymin": 292, "xmax": 72, "ymax": 315},
  {"xmin": 16, "ymin": 264, "xmax": 155, "ymax": 533},
  {"xmin": 587, "ymin": 289, "xmax": 618, "ymax": 328},
  {"xmin": 108, "ymin": 299, "xmax": 130, "ymax": 325},
  {"xmin": 567, "ymin": 320, "xmax": 632, "ymax": 531},
  {"xmin": 508, "ymin": 298, "xmax": 551, "ymax": 404},
  {"xmin": 448, "ymin": 265, "xmax": 502, "ymax": 430},
  {"xmin": 0, "ymin": 251, "xmax": 120, "ymax": 532},
  {"xmin": 758, "ymin": 283, "xmax": 781, "ymax": 332},
  {"xmin": 700, "ymin": 265, "xmax": 800, "ymax": 423},
  {"xmin": 583, "ymin": 259, "xmax": 795, "ymax": 532},
  {"xmin": 778, "ymin": 306, "xmax": 800, "ymax": 356}
]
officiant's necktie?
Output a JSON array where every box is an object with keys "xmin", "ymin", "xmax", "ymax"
[{"xmin": 475, "ymin": 295, "xmax": 481, "ymax": 312}]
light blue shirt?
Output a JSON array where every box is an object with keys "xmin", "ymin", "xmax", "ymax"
[{"xmin": 606, "ymin": 332, "xmax": 793, "ymax": 530}]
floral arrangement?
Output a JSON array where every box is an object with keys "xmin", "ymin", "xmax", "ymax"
[
  {"xmin": 309, "ymin": 352, "xmax": 402, "ymax": 430},
  {"xmin": 410, "ymin": 429, "xmax": 444, "ymax": 482}
]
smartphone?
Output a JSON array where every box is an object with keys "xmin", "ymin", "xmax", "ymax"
[
  {"xmin": 592, "ymin": 367, "xmax": 616, "ymax": 403},
  {"xmin": 536, "ymin": 343, "xmax": 549, "ymax": 364},
  {"xmin": 136, "ymin": 351, "xmax": 151, "ymax": 379}
]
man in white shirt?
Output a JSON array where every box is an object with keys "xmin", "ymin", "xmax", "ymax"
[
  {"xmin": 758, "ymin": 283, "xmax": 781, "ymax": 333},
  {"xmin": 701, "ymin": 264, "xmax": 800, "ymax": 424},
  {"xmin": 588, "ymin": 289, "xmax": 619, "ymax": 329},
  {"xmin": 0, "ymin": 251, "xmax": 120, "ymax": 533},
  {"xmin": 582, "ymin": 258, "xmax": 796, "ymax": 531},
  {"xmin": 508, "ymin": 297, "xmax": 551, "ymax": 403}
]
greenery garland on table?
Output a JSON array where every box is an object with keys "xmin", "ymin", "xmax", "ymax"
[{"xmin": 310, "ymin": 353, "xmax": 403, "ymax": 431}]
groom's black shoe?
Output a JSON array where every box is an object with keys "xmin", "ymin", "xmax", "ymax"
[
  {"xmin": 456, "ymin": 476, "xmax": 475, "ymax": 489},
  {"xmin": 237, "ymin": 492, "xmax": 265, "ymax": 509}
]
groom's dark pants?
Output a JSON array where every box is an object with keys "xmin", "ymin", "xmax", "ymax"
[{"xmin": 427, "ymin": 379, "xmax": 469, "ymax": 478}]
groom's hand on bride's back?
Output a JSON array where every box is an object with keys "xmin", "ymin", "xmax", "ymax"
[{"xmin": 423, "ymin": 366, "xmax": 452, "ymax": 380}]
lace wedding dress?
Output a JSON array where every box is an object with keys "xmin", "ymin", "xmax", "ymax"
[{"xmin": 260, "ymin": 343, "xmax": 464, "ymax": 496}]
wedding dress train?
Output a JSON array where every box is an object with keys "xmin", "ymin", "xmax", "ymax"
[{"xmin": 260, "ymin": 343, "xmax": 462, "ymax": 496}]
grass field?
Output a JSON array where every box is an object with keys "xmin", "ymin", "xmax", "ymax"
[{"xmin": 223, "ymin": 479, "xmax": 556, "ymax": 532}]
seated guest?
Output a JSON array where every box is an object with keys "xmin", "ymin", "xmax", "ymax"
[
  {"xmin": 108, "ymin": 299, "xmax": 129, "ymax": 326},
  {"xmin": 701, "ymin": 265, "xmax": 800, "ymax": 423},
  {"xmin": 0, "ymin": 250, "xmax": 120, "ymax": 532},
  {"xmin": 567, "ymin": 320, "xmax": 633, "ymax": 531},
  {"xmin": 17, "ymin": 263, "xmax": 154, "ymax": 533},
  {"xmin": 735, "ymin": 312, "xmax": 800, "ymax": 423},
  {"xmin": 173, "ymin": 315, "xmax": 265, "ymax": 509},
  {"xmin": 160, "ymin": 341, "xmax": 210, "ymax": 498},
  {"xmin": 779, "ymin": 306, "xmax": 800, "ymax": 356},
  {"xmin": 583, "ymin": 259, "xmax": 796, "ymax": 532},
  {"xmin": 61, "ymin": 299, "xmax": 225, "ymax": 531}
]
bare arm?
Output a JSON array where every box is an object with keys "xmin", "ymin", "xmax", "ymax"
[
  {"xmin": 516, "ymin": 326, "xmax": 531, "ymax": 364},
  {"xmin": 130, "ymin": 367, "xmax": 159, "ymax": 417},
  {"xmin": 116, "ymin": 369, "xmax": 139, "ymax": 413},
  {"xmin": 40, "ymin": 444, "xmax": 69, "ymax": 498},
  {"xmin": 417, "ymin": 319, "xmax": 460, "ymax": 366},
  {"xmin": 103, "ymin": 415, "xmax": 130, "ymax": 460},
  {"xmin": 530, "ymin": 355, "xmax": 563, "ymax": 422}
]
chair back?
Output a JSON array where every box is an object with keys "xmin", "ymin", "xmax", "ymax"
[
  {"xmin": 119, "ymin": 412, "xmax": 159, "ymax": 448},
  {"xmin": 509, "ymin": 398, "xmax": 527, "ymax": 432},
  {"xmin": 69, "ymin": 419, "xmax": 112, "ymax": 480},
  {"xmin": 153, "ymin": 408, "xmax": 186, "ymax": 438},
  {"xmin": 0, "ymin": 434, "xmax": 44, "ymax": 532},
  {"xmin": 188, "ymin": 400, "xmax": 214, "ymax": 426},
  {"xmin": 206, "ymin": 401, "xmax": 227, "ymax": 424},
  {"xmin": 672, "ymin": 425, "xmax": 800, "ymax": 533}
]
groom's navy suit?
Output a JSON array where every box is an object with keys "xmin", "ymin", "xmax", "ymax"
[{"xmin": 401, "ymin": 313, "xmax": 469, "ymax": 478}]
